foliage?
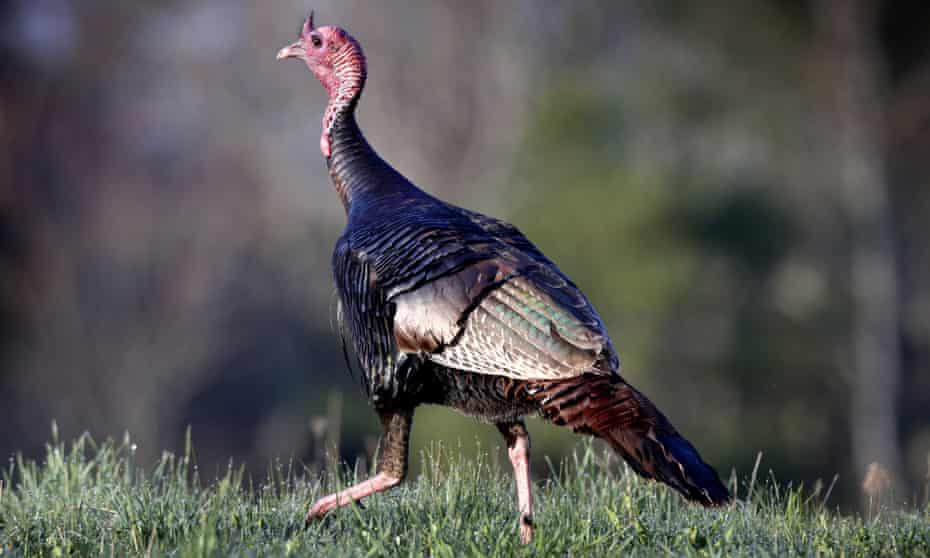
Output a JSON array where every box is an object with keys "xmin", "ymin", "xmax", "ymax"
[
  {"xmin": 3, "ymin": 1, "xmax": 930, "ymax": 514},
  {"xmin": 2, "ymin": 433, "xmax": 928, "ymax": 557}
]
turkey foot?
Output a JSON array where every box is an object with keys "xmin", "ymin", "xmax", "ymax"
[
  {"xmin": 305, "ymin": 472, "xmax": 401, "ymax": 523},
  {"xmin": 306, "ymin": 408, "xmax": 412, "ymax": 525},
  {"xmin": 497, "ymin": 421, "xmax": 534, "ymax": 544}
]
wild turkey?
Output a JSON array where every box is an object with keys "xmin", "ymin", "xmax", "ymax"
[{"xmin": 277, "ymin": 14, "xmax": 730, "ymax": 543}]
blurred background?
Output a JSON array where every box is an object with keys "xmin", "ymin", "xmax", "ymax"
[{"xmin": 1, "ymin": 0, "xmax": 928, "ymax": 511}]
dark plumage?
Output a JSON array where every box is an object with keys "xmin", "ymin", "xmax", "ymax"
[{"xmin": 277, "ymin": 14, "xmax": 730, "ymax": 544}]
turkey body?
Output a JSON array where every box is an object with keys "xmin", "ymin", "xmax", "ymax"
[
  {"xmin": 277, "ymin": 15, "xmax": 729, "ymax": 544},
  {"xmin": 329, "ymin": 111, "xmax": 728, "ymax": 507}
]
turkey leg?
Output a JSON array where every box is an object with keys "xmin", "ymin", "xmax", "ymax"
[
  {"xmin": 496, "ymin": 420, "xmax": 534, "ymax": 544},
  {"xmin": 305, "ymin": 408, "xmax": 413, "ymax": 523}
]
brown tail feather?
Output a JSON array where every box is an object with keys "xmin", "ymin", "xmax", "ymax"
[{"xmin": 527, "ymin": 373, "xmax": 731, "ymax": 506}]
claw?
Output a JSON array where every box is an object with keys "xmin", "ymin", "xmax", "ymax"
[{"xmin": 519, "ymin": 513, "xmax": 534, "ymax": 544}]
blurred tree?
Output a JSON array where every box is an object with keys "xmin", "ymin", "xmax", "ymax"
[
  {"xmin": 0, "ymin": 0, "xmax": 927, "ymax": 510},
  {"xmin": 878, "ymin": 0, "xmax": 930, "ymax": 498},
  {"xmin": 813, "ymin": 0, "xmax": 903, "ymax": 506}
]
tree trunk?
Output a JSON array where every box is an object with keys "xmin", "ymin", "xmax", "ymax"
[{"xmin": 813, "ymin": 0, "xmax": 902, "ymax": 508}]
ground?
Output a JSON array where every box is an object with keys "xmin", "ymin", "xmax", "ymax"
[{"xmin": 1, "ymin": 433, "xmax": 928, "ymax": 557}]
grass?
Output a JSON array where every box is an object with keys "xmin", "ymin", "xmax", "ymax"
[{"xmin": 1, "ymin": 431, "xmax": 928, "ymax": 557}]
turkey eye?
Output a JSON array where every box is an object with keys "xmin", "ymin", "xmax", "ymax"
[{"xmin": 310, "ymin": 35, "xmax": 322, "ymax": 48}]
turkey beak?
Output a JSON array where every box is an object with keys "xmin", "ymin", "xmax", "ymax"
[{"xmin": 276, "ymin": 41, "xmax": 305, "ymax": 61}]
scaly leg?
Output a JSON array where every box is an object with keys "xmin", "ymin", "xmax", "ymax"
[
  {"xmin": 496, "ymin": 420, "xmax": 533, "ymax": 544},
  {"xmin": 306, "ymin": 408, "xmax": 413, "ymax": 523}
]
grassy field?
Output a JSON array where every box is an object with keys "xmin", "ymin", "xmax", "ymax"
[{"xmin": 1, "ymin": 431, "xmax": 928, "ymax": 557}]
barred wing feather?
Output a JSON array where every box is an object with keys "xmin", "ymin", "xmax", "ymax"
[{"xmin": 393, "ymin": 251, "xmax": 618, "ymax": 381}]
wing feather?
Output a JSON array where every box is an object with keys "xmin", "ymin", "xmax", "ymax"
[
  {"xmin": 342, "ymin": 201, "xmax": 620, "ymax": 385},
  {"xmin": 392, "ymin": 253, "xmax": 616, "ymax": 380},
  {"xmin": 424, "ymin": 267, "xmax": 606, "ymax": 380},
  {"xmin": 332, "ymin": 236, "xmax": 398, "ymax": 397}
]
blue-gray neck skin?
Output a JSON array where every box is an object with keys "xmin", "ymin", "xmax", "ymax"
[{"xmin": 326, "ymin": 108, "xmax": 423, "ymax": 220}]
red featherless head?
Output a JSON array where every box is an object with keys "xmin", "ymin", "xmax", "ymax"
[{"xmin": 277, "ymin": 13, "xmax": 367, "ymax": 157}]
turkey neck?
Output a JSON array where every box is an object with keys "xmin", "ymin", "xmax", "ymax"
[{"xmin": 326, "ymin": 108, "xmax": 421, "ymax": 218}]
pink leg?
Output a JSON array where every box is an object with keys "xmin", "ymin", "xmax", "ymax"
[
  {"xmin": 305, "ymin": 472, "xmax": 401, "ymax": 521},
  {"xmin": 306, "ymin": 409, "xmax": 412, "ymax": 525},
  {"xmin": 497, "ymin": 421, "xmax": 534, "ymax": 544}
]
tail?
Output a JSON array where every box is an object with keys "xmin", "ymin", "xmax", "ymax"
[{"xmin": 528, "ymin": 373, "xmax": 731, "ymax": 506}]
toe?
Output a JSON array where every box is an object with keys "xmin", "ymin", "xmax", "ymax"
[
  {"xmin": 305, "ymin": 495, "xmax": 335, "ymax": 524},
  {"xmin": 519, "ymin": 513, "xmax": 534, "ymax": 544}
]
